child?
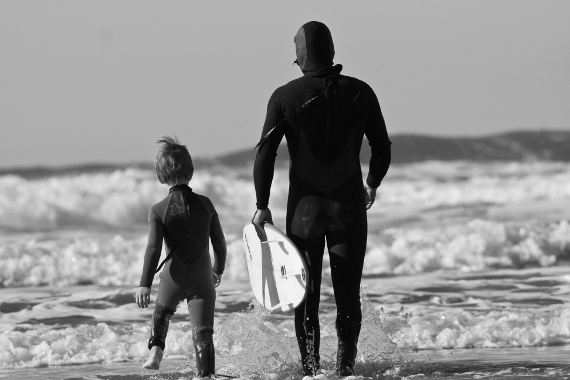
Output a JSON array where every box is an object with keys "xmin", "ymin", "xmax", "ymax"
[{"xmin": 135, "ymin": 136, "xmax": 226, "ymax": 377}]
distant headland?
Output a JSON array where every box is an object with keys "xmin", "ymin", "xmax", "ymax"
[{"xmin": 2, "ymin": 130, "xmax": 569, "ymax": 178}]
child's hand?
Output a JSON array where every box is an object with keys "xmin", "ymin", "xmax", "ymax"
[
  {"xmin": 135, "ymin": 287, "xmax": 151, "ymax": 308},
  {"xmin": 212, "ymin": 272, "xmax": 222, "ymax": 288}
]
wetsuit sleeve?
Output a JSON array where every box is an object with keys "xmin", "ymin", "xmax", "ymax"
[
  {"xmin": 210, "ymin": 212, "xmax": 227, "ymax": 275},
  {"xmin": 139, "ymin": 207, "xmax": 164, "ymax": 288},
  {"xmin": 364, "ymin": 87, "xmax": 392, "ymax": 188},
  {"xmin": 253, "ymin": 90, "xmax": 286, "ymax": 209}
]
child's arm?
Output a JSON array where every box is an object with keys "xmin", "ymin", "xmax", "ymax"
[{"xmin": 137, "ymin": 207, "xmax": 164, "ymax": 307}]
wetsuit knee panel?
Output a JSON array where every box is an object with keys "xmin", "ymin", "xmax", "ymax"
[
  {"xmin": 192, "ymin": 326, "xmax": 214, "ymax": 350},
  {"xmin": 154, "ymin": 303, "xmax": 176, "ymax": 318}
]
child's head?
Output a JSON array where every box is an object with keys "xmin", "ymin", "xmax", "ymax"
[{"xmin": 155, "ymin": 136, "xmax": 194, "ymax": 185}]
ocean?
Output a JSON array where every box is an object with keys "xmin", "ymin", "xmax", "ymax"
[{"xmin": 1, "ymin": 160, "xmax": 569, "ymax": 379}]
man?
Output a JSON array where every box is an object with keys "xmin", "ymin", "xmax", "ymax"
[{"xmin": 252, "ymin": 21, "xmax": 391, "ymax": 377}]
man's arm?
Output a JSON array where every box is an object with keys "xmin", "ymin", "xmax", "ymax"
[
  {"xmin": 253, "ymin": 90, "xmax": 286, "ymax": 210},
  {"xmin": 364, "ymin": 86, "xmax": 391, "ymax": 189}
]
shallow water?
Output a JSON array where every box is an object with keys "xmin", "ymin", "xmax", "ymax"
[
  {"xmin": 2, "ymin": 347, "xmax": 570, "ymax": 379},
  {"xmin": 2, "ymin": 265, "xmax": 570, "ymax": 379}
]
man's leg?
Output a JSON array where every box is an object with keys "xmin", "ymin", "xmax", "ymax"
[
  {"xmin": 290, "ymin": 233, "xmax": 326, "ymax": 376},
  {"xmin": 327, "ymin": 213, "xmax": 367, "ymax": 376}
]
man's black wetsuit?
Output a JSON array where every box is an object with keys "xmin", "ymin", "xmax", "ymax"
[
  {"xmin": 253, "ymin": 21, "xmax": 391, "ymax": 375},
  {"xmin": 140, "ymin": 184, "xmax": 226, "ymax": 376}
]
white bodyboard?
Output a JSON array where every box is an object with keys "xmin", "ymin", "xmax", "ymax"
[{"xmin": 242, "ymin": 223, "xmax": 308, "ymax": 312}]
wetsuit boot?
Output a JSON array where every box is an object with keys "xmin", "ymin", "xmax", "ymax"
[
  {"xmin": 145, "ymin": 304, "xmax": 175, "ymax": 369},
  {"xmin": 335, "ymin": 315, "xmax": 361, "ymax": 376},
  {"xmin": 192, "ymin": 327, "xmax": 215, "ymax": 377}
]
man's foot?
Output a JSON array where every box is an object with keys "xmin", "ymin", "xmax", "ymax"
[
  {"xmin": 334, "ymin": 363, "xmax": 355, "ymax": 377},
  {"xmin": 301, "ymin": 368, "xmax": 326, "ymax": 380},
  {"xmin": 143, "ymin": 346, "xmax": 163, "ymax": 370},
  {"xmin": 300, "ymin": 353, "xmax": 321, "ymax": 379}
]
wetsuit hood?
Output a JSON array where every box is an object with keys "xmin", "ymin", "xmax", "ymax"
[{"xmin": 294, "ymin": 21, "xmax": 335, "ymax": 73}]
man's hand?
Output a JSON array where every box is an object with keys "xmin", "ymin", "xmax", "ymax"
[
  {"xmin": 252, "ymin": 208, "xmax": 273, "ymax": 225},
  {"xmin": 212, "ymin": 271, "xmax": 222, "ymax": 288},
  {"xmin": 364, "ymin": 186, "xmax": 377, "ymax": 210},
  {"xmin": 135, "ymin": 287, "xmax": 151, "ymax": 308}
]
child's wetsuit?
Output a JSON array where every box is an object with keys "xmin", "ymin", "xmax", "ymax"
[{"xmin": 139, "ymin": 184, "xmax": 226, "ymax": 376}]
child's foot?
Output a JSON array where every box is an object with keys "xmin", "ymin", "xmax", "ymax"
[{"xmin": 143, "ymin": 346, "xmax": 163, "ymax": 370}]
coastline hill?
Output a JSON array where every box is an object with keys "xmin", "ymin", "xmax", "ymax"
[
  {"xmin": 2, "ymin": 130, "xmax": 569, "ymax": 178},
  {"xmin": 213, "ymin": 130, "xmax": 570, "ymax": 167}
]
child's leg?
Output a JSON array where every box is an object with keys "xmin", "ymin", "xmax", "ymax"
[
  {"xmin": 148, "ymin": 304, "xmax": 176, "ymax": 350},
  {"xmin": 148, "ymin": 270, "xmax": 188, "ymax": 353},
  {"xmin": 143, "ymin": 303, "xmax": 174, "ymax": 370},
  {"xmin": 187, "ymin": 283, "xmax": 216, "ymax": 377}
]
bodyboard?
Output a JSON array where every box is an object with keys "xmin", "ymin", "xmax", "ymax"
[{"xmin": 242, "ymin": 223, "xmax": 308, "ymax": 312}]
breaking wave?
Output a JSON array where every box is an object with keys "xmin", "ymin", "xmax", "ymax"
[
  {"xmin": 0, "ymin": 161, "xmax": 569, "ymax": 231},
  {"xmin": 0, "ymin": 168, "xmax": 269, "ymax": 231},
  {"xmin": 1, "ymin": 220, "xmax": 568, "ymax": 288}
]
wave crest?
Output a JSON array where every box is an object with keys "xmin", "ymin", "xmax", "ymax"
[{"xmin": 1, "ymin": 220, "xmax": 568, "ymax": 288}]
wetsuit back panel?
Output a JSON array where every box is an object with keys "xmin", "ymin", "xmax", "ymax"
[{"xmin": 163, "ymin": 186, "xmax": 210, "ymax": 264}]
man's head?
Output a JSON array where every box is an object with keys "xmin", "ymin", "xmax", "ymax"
[
  {"xmin": 294, "ymin": 21, "xmax": 335, "ymax": 73},
  {"xmin": 155, "ymin": 136, "xmax": 194, "ymax": 185}
]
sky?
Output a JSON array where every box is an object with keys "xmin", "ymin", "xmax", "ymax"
[{"xmin": 0, "ymin": 1, "xmax": 569, "ymax": 167}]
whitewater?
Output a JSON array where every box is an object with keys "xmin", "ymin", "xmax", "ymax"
[{"xmin": 1, "ymin": 161, "xmax": 570, "ymax": 379}]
